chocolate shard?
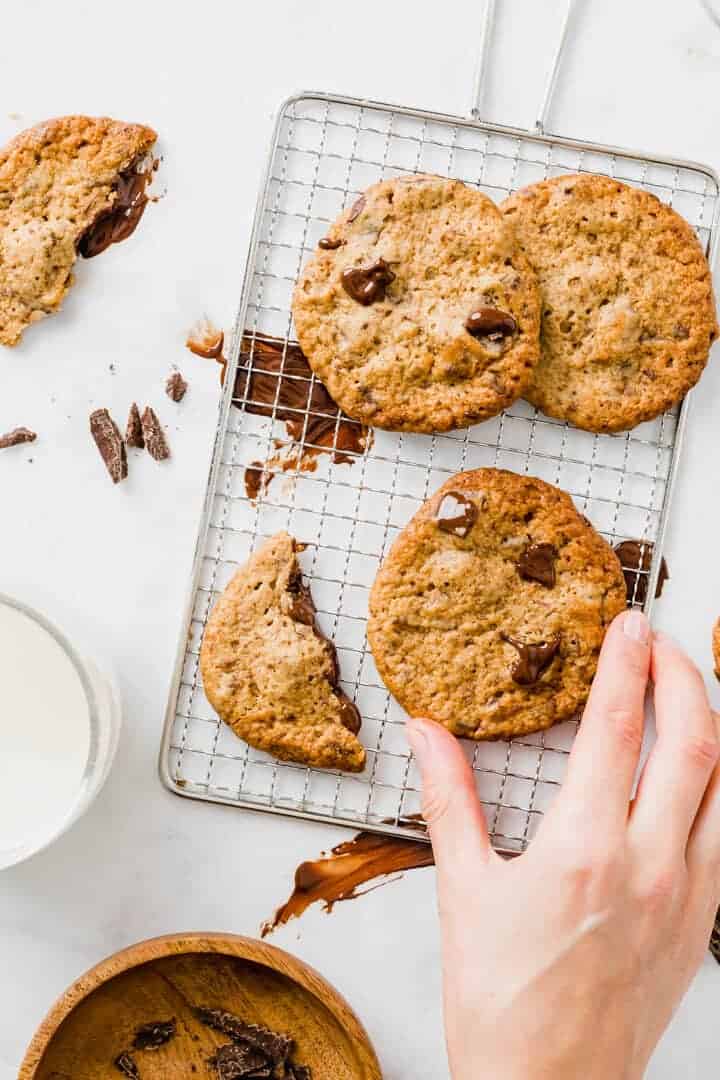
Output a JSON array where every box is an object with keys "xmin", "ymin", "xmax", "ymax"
[
  {"xmin": 465, "ymin": 307, "xmax": 517, "ymax": 340},
  {"xmin": 211, "ymin": 1043, "xmax": 271, "ymax": 1079},
  {"xmin": 435, "ymin": 492, "xmax": 477, "ymax": 538},
  {"xmin": 341, "ymin": 259, "xmax": 395, "ymax": 305},
  {"xmin": 125, "ymin": 402, "xmax": 145, "ymax": 449},
  {"xmin": 196, "ymin": 1010, "xmax": 292, "ymax": 1067},
  {"xmin": 517, "ymin": 543, "xmax": 558, "ymax": 588},
  {"xmin": 614, "ymin": 539, "xmax": 668, "ymax": 605},
  {"xmin": 140, "ymin": 406, "xmax": 170, "ymax": 461},
  {"xmin": 114, "ymin": 1051, "xmax": 140, "ymax": 1079},
  {"xmin": 501, "ymin": 633, "xmax": 560, "ymax": 686},
  {"xmin": 132, "ymin": 1018, "xmax": 176, "ymax": 1051},
  {"xmin": 90, "ymin": 408, "xmax": 127, "ymax": 484},
  {"xmin": 165, "ymin": 371, "xmax": 188, "ymax": 402},
  {"xmin": 0, "ymin": 426, "xmax": 36, "ymax": 449}
]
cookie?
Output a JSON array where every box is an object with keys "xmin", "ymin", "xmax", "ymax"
[
  {"xmin": 500, "ymin": 174, "xmax": 718, "ymax": 432},
  {"xmin": 367, "ymin": 468, "xmax": 626, "ymax": 739},
  {"xmin": 0, "ymin": 115, "xmax": 157, "ymax": 346},
  {"xmin": 292, "ymin": 174, "xmax": 541, "ymax": 433},
  {"xmin": 200, "ymin": 532, "xmax": 365, "ymax": 771},
  {"xmin": 713, "ymin": 618, "xmax": 720, "ymax": 681}
]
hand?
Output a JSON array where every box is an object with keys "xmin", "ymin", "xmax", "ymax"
[{"xmin": 406, "ymin": 610, "xmax": 720, "ymax": 1080}]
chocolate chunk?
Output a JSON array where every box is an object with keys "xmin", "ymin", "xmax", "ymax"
[
  {"xmin": 347, "ymin": 194, "xmax": 366, "ymax": 221},
  {"xmin": 336, "ymin": 692, "xmax": 362, "ymax": 735},
  {"xmin": 435, "ymin": 492, "xmax": 477, "ymax": 538},
  {"xmin": 341, "ymin": 259, "xmax": 395, "ymax": 305},
  {"xmin": 212, "ymin": 1043, "xmax": 271, "ymax": 1079},
  {"xmin": 287, "ymin": 568, "xmax": 316, "ymax": 626},
  {"xmin": 195, "ymin": 1010, "xmax": 292, "ymax": 1066},
  {"xmin": 0, "ymin": 426, "xmax": 36, "ymax": 449},
  {"xmin": 114, "ymin": 1051, "xmax": 140, "ymax": 1078},
  {"xmin": 517, "ymin": 543, "xmax": 558, "ymax": 588},
  {"xmin": 125, "ymin": 402, "xmax": 145, "ymax": 449},
  {"xmin": 614, "ymin": 540, "xmax": 668, "ymax": 605},
  {"xmin": 502, "ymin": 633, "xmax": 560, "ymax": 686},
  {"xmin": 79, "ymin": 158, "xmax": 153, "ymax": 258},
  {"xmin": 140, "ymin": 406, "xmax": 170, "ymax": 461},
  {"xmin": 132, "ymin": 1019, "xmax": 176, "ymax": 1051},
  {"xmin": 165, "ymin": 371, "xmax": 188, "ymax": 402},
  {"xmin": 90, "ymin": 408, "xmax": 128, "ymax": 484},
  {"xmin": 465, "ymin": 307, "xmax": 517, "ymax": 340},
  {"xmin": 318, "ymin": 237, "xmax": 343, "ymax": 250},
  {"xmin": 187, "ymin": 319, "xmax": 225, "ymax": 359}
]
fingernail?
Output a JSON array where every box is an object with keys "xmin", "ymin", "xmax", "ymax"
[
  {"xmin": 406, "ymin": 716, "xmax": 430, "ymax": 761},
  {"xmin": 623, "ymin": 608, "xmax": 650, "ymax": 644}
]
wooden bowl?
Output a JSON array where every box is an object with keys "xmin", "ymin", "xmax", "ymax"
[{"xmin": 19, "ymin": 932, "xmax": 382, "ymax": 1079}]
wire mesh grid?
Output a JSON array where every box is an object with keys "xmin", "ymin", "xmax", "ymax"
[{"xmin": 161, "ymin": 93, "xmax": 720, "ymax": 853}]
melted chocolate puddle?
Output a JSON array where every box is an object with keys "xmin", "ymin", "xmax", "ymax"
[{"xmin": 261, "ymin": 830, "xmax": 434, "ymax": 937}]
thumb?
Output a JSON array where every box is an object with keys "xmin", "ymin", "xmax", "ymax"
[{"xmin": 406, "ymin": 717, "xmax": 497, "ymax": 894}]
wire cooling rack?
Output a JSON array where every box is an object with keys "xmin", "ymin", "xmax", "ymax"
[{"xmin": 160, "ymin": 9, "xmax": 720, "ymax": 854}]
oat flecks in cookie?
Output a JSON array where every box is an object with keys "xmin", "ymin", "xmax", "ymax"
[
  {"xmin": 90, "ymin": 408, "xmax": 127, "ymax": 484},
  {"xmin": 140, "ymin": 406, "xmax": 170, "ymax": 461},
  {"xmin": 368, "ymin": 468, "xmax": 626, "ymax": 740},
  {"xmin": 165, "ymin": 370, "xmax": 188, "ymax": 402},
  {"xmin": 501, "ymin": 173, "xmax": 719, "ymax": 432},
  {"xmin": 199, "ymin": 532, "xmax": 365, "ymax": 771},
  {"xmin": 0, "ymin": 426, "xmax": 36, "ymax": 449},
  {"xmin": 292, "ymin": 174, "xmax": 541, "ymax": 433},
  {"xmin": 125, "ymin": 402, "xmax": 145, "ymax": 449},
  {"xmin": 0, "ymin": 116, "xmax": 157, "ymax": 346}
]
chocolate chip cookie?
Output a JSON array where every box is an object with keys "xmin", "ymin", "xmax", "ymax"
[
  {"xmin": 292, "ymin": 174, "xmax": 541, "ymax": 433},
  {"xmin": 200, "ymin": 532, "xmax": 365, "ymax": 771},
  {"xmin": 367, "ymin": 468, "xmax": 626, "ymax": 739},
  {"xmin": 0, "ymin": 115, "xmax": 157, "ymax": 346},
  {"xmin": 500, "ymin": 174, "xmax": 718, "ymax": 432}
]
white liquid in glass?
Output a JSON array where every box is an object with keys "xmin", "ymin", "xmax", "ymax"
[{"xmin": 0, "ymin": 601, "xmax": 92, "ymax": 866}]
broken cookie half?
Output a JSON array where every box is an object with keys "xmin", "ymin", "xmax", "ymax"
[
  {"xmin": 200, "ymin": 532, "xmax": 366, "ymax": 772},
  {"xmin": 0, "ymin": 115, "xmax": 157, "ymax": 346}
]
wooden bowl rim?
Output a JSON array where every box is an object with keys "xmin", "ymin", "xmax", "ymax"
[{"xmin": 18, "ymin": 931, "xmax": 382, "ymax": 1079}]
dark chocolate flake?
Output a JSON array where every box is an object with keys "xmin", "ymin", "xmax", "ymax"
[
  {"xmin": 125, "ymin": 402, "xmax": 145, "ymax": 449},
  {"xmin": 341, "ymin": 259, "xmax": 395, "ymax": 306},
  {"xmin": 132, "ymin": 1018, "xmax": 176, "ymax": 1051},
  {"xmin": 90, "ymin": 408, "xmax": 127, "ymax": 484},
  {"xmin": 435, "ymin": 492, "xmax": 478, "ymax": 538},
  {"xmin": 614, "ymin": 539, "xmax": 668, "ymax": 605},
  {"xmin": 140, "ymin": 406, "xmax": 170, "ymax": 461},
  {"xmin": 114, "ymin": 1051, "xmax": 140, "ymax": 1079},
  {"xmin": 502, "ymin": 633, "xmax": 560, "ymax": 686},
  {"xmin": 165, "ymin": 371, "xmax": 188, "ymax": 402},
  {"xmin": 0, "ymin": 426, "xmax": 36, "ymax": 450},
  {"xmin": 211, "ymin": 1043, "xmax": 271, "ymax": 1079},
  {"xmin": 195, "ymin": 1010, "xmax": 292, "ymax": 1066},
  {"xmin": 517, "ymin": 543, "xmax": 558, "ymax": 588},
  {"xmin": 465, "ymin": 307, "xmax": 517, "ymax": 340}
]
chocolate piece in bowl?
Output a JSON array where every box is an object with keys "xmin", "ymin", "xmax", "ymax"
[
  {"xmin": 200, "ymin": 532, "xmax": 365, "ymax": 771},
  {"xmin": 0, "ymin": 116, "xmax": 157, "ymax": 346}
]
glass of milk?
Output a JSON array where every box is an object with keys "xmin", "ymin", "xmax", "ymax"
[{"xmin": 0, "ymin": 594, "xmax": 121, "ymax": 870}]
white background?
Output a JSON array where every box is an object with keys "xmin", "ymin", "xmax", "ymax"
[{"xmin": 1, "ymin": 0, "xmax": 720, "ymax": 1075}]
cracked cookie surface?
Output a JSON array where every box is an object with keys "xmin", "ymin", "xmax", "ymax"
[
  {"xmin": 501, "ymin": 173, "xmax": 718, "ymax": 432},
  {"xmin": 0, "ymin": 115, "xmax": 157, "ymax": 345},
  {"xmin": 367, "ymin": 468, "xmax": 626, "ymax": 739},
  {"xmin": 200, "ymin": 532, "xmax": 366, "ymax": 771},
  {"xmin": 292, "ymin": 174, "xmax": 541, "ymax": 433}
]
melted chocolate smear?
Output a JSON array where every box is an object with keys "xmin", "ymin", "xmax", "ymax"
[
  {"xmin": 231, "ymin": 335, "xmax": 370, "ymax": 487},
  {"xmin": 614, "ymin": 540, "xmax": 669, "ymax": 605},
  {"xmin": 261, "ymin": 831, "xmax": 434, "ymax": 937},
  {"xmin": 243, "ymin": 462, "xmax": 267, "ymax": 501},
  {"xmin": 436, "ymin": 491, "xmax": 478, "ymax": 538},
  {"xmin": 341, "ymin": 259, "xmax": 395, "ymax": 305},
  {"xmin": 465, "ymin": 307, "xmax": 517, "ymax": 340},
  {"xmin": 502, "ymin": 633, "xmax": 560, "ymax": 686},
  {"xmin": 287, "ymin": 568, "xmax": 316, "ymax": 626},
  {"xmin": 79, "ymin": 162, "xmax": 152, "ymax": 258},
  {"xmin": 318, "ymin": 236, "xmax": 343, "ymax": 250},
  {"xmin": 132, "ymin": 1019, "xmax": 176, "ymax": 1051},
  {"xmin": 517, "ymin": 543, "xmax": 558, "ymax": 588},
  {"xmin": 336, "ymin": 692, "xmax": 362, "ymax": 735}
]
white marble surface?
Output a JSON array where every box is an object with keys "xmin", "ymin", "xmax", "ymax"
[{"xmin": 2, "ymin": 0, "xmax": 720, "ymax": 1075}]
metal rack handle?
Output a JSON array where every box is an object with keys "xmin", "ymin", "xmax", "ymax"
[{"xmin": 471, "ymin": 0, "xmax": 581, "ymax": 135}]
